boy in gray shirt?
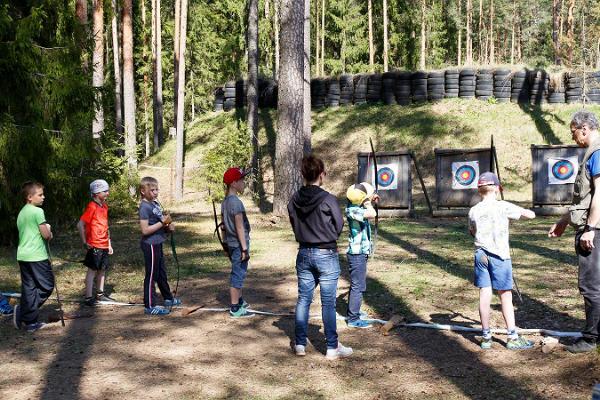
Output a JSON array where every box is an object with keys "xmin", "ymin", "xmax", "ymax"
[{"xmin": 221, "ymin": 167, "xmax": 252, "ymax": 318}]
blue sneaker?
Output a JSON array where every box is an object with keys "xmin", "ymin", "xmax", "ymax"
[
  {"xmin": 0, "ymin": 300, "xmax": 13, "ymax": 315},
  {"xmin": 238, "ymin": 298, "xmax": 250, "ymax": 309},
  {"xmin": 25, "ymin": 322, "xmax": 46, "ymax": 333},
  {"xmin": 359, "ymin": 310, "xmax": 369, "ymax": 320},
  {"xmin": 230, "ymin": 306, "xmax": 255, "ymax": 318},
  {"xmin": 164, "ymin": 298, "xmax": 182, "ymax": 307},
  {"xmin": 347, "ymin": 319, "xmax": 373, "ymax": 329},
  {"xmin": 145, "ymin": 306, "xmax": 170, "ymax": 316}
]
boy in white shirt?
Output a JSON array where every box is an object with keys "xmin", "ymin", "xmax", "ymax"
[{"xmin": 468, "ymin": 172, "xmax": 536, "ymax": 349}]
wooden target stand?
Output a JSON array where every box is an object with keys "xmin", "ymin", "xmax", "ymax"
[
  {"xmin": 531, "ymin": 144, "xmax": 585, "ymax": 216},
  {"xmin": 432, "ymin": 137, "xmax": 502, "ymax": 217},
  {"xmin": 356, "ymin": 150, "xmax": 432, "ymax": 217}
]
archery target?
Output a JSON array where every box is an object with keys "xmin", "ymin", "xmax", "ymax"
[
  {"xmin": 548, "ymin": 157, "xmax": 578, "ymax": 184},
  {"xmin": 451, "ymin": 161, "xmax": 479, "ymax": 189},
  {"xmin": 372, "ymin": 163, "xmax": 399, "ymax": 190}
]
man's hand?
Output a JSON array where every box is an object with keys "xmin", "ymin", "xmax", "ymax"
[
  {"xmin": 241, "ymin": 249, "xmax": 250, "ymax": 262},
  {"xmin": 548, "ymin": 218, "xmax": 569, "ymax": 238},
  {"xmin": 580, "ymin": 230, "xmax": 596, "ymax": 251},
  {"xmin": 161, "ymin": 214, "xmax": 173, "ymax": 226}
]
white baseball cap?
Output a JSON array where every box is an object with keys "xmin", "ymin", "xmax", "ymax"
[{"xmin": 90, "ymin": 179, "xmax": 109, "ymax": 194}]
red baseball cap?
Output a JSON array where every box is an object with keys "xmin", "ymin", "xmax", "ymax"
[{"xmin": 223, "ymin": 167, "xmax": 250, "ymax": 185}]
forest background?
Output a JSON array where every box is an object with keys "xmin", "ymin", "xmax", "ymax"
[{"xmin": 1, "ymin": 0, "xmax": 600, "ymax": 244}]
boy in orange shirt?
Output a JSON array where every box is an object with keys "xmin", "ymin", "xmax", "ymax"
[{"xmin": 77, "ymin": 179, "xmax": 114, "ymax": 306}]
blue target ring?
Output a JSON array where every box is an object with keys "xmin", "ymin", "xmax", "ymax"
[
  {"xmin": 454, "ymin": 165, "xmax": 477, "ymax": 186},
  {"xmin": 551, "ymin": 159, "xmax": 575, "ymax": 181},
  {"xmin": 377, "ymin": 167, "xmax": 395, "ymax": 188}
]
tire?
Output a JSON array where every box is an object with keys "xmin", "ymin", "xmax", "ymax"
[
  {"xmin": 428, "ymin": 77, "xmax": 445, "ymax": 85},
  {"xmin": 412, "ymin": 71, "xmax": 427, "ymax": 79}
]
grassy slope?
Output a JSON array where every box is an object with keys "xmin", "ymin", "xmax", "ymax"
[{"xmin": 145, "ymin": 101, "xmax": 600, "ymax": 208}]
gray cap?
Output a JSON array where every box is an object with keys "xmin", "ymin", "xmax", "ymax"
[
  {"xmin": 477, "ymin": 172, "xmax": 500, "ymax": 187},
  {"xmin": 90, "ymin": 179, "xmax": 109, "ymax": 194}
]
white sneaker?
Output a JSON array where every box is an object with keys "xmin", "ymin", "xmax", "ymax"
[
  {"xmin": 325, "ymin": 342, "xmax": 353, "ymax": 360},
  {"xmin": 294, "ymin": 345, "xmax": 306, "ymax": 356}
]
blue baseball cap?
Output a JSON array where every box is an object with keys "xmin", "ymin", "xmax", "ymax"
[{"xmin": 477, "ymin": 172, "xmax": 500, "ymax": 187}]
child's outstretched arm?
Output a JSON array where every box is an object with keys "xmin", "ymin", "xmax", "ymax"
[{"xmin": 521, "ymin": 209, "xmax": 536, "ymax": 219}]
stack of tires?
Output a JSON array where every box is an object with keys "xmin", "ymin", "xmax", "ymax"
[
  {"xmin": 475, "ymin": 69, "xmax": 493, "ymax": 100},
  {"xmin": 511, "ymin": 70, "xmax": 529, "ymax": 103},
  {"xmin": 459, "ymin": 69, "xmax": 476, "ymax": 99},
  {"xmin": 445, "ymin": 69, "xmax": 459, "ymax": 98},
  {"xmin": 382, "ymin": 72, "xmax": 397, "ymax": 105},
  {"xmin": 235, "ymin": 79, "xmax": 247, "ymax": 108},
  {"xmin": 326, "ymin": 77, "xmax": 340, "ymax": 107},
  {"xmin": 214, "ymin": 87, "xmax": 224, "ymax": 112},
  {"xmin": 353, "ymin": 74, "xmax": 368, "ymax": 104},
  {"xmin": 311, "ymin": 78, "xmax": 327, "ymax": 108},
  {"xmin": 427, "ymin": 71, "xmax": 445, "ymax": 101},
  {"xmin": 529, "ymin": 70, "xmax": 549, "ymax": 105},
  {"xmin": 339, "ymin": 74, "xmax": 354, "ymax": 106},
  {"xmin": 547, "ymin": 73, "xmax": 566, "ymax": 104},
  {"xmin": 585, "ymin": 71, "xmax": 600, "ymax": 104},
  {"xmin": 565, "ymin": 72, "xmax": 583, "ymax": 103},
  {"xmin": 367, "ymin": 73, "xmax": 383, "ymax": 103},
  {"xmin": 394, "ymin": 71, "xmax": 412, "ymax": 105},
  {"xmin": 223, "ymin": 81, "xmax": 236, "ymax": 111},
  {"xmin": 412, "ymin": 71, "xmax": 428, "ymax": 103},
  {"xmin": 493, "ymin": 69, "xmax": 511, "ymax": 103}
]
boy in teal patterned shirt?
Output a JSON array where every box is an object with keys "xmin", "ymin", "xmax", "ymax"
[{"xmin": 345, "ymin": 182, "xmax": 379, "ymax": 328}]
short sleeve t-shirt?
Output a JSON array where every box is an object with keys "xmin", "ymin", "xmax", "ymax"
[
  {"xmin": 80, "ymin": 201, "xmax": 110, "ymax": 249},
  {"xmin": 17, "ymin": 204, "xmax": 49, "ymax": 262},
  {"xmin": 221, "ymin": 195, "xmax": 250, "ymax": 248},
  {"xmin": 139, "ymin": 200, "xmax": 167, "ymax": 245},
  {"xmin": 586, "ymin": 150, "xmax": 600, "ymax": 178},
  {"xmin": 468, "ymin": 198, "xmax": 523, "ymax": 260}
]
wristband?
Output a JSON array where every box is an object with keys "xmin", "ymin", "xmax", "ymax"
[{"xmin": 585, "ymin": 224, "xmax": 595, "ymax": 232}]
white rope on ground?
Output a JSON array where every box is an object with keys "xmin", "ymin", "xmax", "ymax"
[{"xmin": 402, "ymin": 322, "xmax": 582, "ymax": 338}]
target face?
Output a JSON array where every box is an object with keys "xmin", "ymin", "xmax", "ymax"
[
  {"xmin": 372, "ymin": 163, "xmax": 399, "ymax": 190},
  {"xmin": 548, "ymin": 157, "xmax": 578, "ymax": 184},
  {"xmin": 452, "ymin": 161, "xmax": 479, "ymax": 189}
]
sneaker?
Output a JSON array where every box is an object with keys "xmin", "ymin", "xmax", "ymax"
[
  {"xmin": 164, "ymin": 298, "xmax": 182, "ymax": 307},
  {"xmin": 506, "ymin": 336, "xmax": 534, "ymax": 350},
  {"xmin": 359, "ymin": 310, "xmax": 370, "ymax": 320},
  {"xmin": 294, "ymin": 345, "xmax": 306, "ymax": 356},
  {"xmin": 25, "ymin": 322, "xmax": 46, "ymax": 333},
  {"xmin": 96, "ymin": 293, "xmax": 116, "ymax": 302},
  {"xmin": 347, "ymin": 319, "xmax": 372, "ymax": 329},
  {"xmin": 0, "ymin": 301, "xmax": 13, "ymax": 315},
  {"xmin": 565, "ymin": 338, "xmax": 598, "ymax": 354},
  {"xmin": 84, "ymin": 297, "xmax": 96, "ymax": 307},
  {"xmin": 325, "ymin": 342, "xmax": 353, "ymax": 360},
  {"xmin": 229, "ymin": 307, "xmax": 255, "ymax": 318},
  {"xmin": 480, "ymin": 337, "xmax": 493, "ymax": 349},
  {"xmin": 13, "ymin": 304, "xmax": 21, "ymax": 330},
  {"xmin": 144, "ymin": 306, "xmax": 170, "ymax": 316},
  {"xmin": 238, "ymin": 298, "xmax": 250, "ymax": 309}
]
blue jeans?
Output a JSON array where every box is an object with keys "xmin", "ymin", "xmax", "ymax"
[
  {"xmin": 295, "ymin": 248, "xmax": 340, "ymax": 349},
  {"xmin": 347, "ymin": 253, "xmax": 368, "ymax": 322}
]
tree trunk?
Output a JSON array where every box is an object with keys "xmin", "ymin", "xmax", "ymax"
[
  {"xmin": 419, "ymin": 0, "xmax": 426, "ymax": 70},
  {"xmin": 174, "ymin": 0, "xmax": 188, "ymax": 200},
  {"xmin": 457, "ymin": 0, "xmax": 462, "ymax": 65},
  {"xmin": 466, "ymin": 0, "xmax": 472, "ymax": 65},
  {"xmin": 478, "ymin": 0, "xmax": 484, "ymax": 64},
  {"xmin": 275, "ymin": 0, "xmax": 280, "ymax": 79},
  {"xmin": 248, "ymin": 0, "xmax": 260, "ymax": 186},
  {"xmin": 552, "ymin": 0, "xmax": 562, "ymax": 65},
  {"xmin": 173, "ymin": 0, "xmax": 181, "ymax": 128},
  {"xmin": 141, "ymin": 0, "xmax": 150, "ymax": 156},
  {"xmin": 368, "ymin": 0, "xmax": 374, "ymax": 72},
  {"xmin": 320, "ymin": 0, "xmax": 325, "ymax": 76},
  {"xmin": 92, "ymin": 0, "xmax": 104, "ymax": 139},
  {"xmin": 303, "ymin": 0, "xmax": 311, "ymax": 154},
  {"xmin": 383, "ymin": 0, "xmax": 388, "ymax": 72},
  {"xmin": 76, "ymin": 0, "xmax": 89, "ymax": 70},
  {"xmin": 566, "ymin": 0, "xmax": 575, "ymax": 66},
  {"xmin": 488, "ymin": 0, "xmax": 494, "ymax": 64},
  {"xmin": 152, "ymin": 0, "xmax": 164, "ymax": 148},
  {"xmin": 315, "ymin": 0, "xmax": 319, "ymax": 76},
  {"xmin": 274, "ymin": 0, "xmax": 304, "ymax": 215},
  {"xmin": 111, "ymin": 0, "xmax": 123, "ymax": 137},
  {"xmin": 122, "ymin": 0, "xmax": 137, "ymax": 171},
  {"xmin": 510, "ymin": 2, "xmax": 515, "ymax": 64}
]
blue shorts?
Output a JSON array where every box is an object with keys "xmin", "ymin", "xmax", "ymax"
[
  {"xmin": 230, "ymin": 245, "xmax": 249, "ymax": 289},
  {"xmin": 473, "ymin": 249, "xmax": 513, "ymax": 290}
]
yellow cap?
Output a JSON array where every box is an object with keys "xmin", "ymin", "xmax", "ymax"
[{"xmin": 346, "ymin": 182, "xmax": 375, "ymax": 205}]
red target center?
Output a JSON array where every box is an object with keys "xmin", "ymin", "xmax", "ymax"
[
  {"xmin": 381, "ymin": 173, "xmax": 389, "ymax": 181},
  {"xmin": 461, "ymin": 171, "xmax": 471, "ymax": 179},
  {"xmin": 558, "ymin": 166, "xmax": 568, "ymax": 174}
]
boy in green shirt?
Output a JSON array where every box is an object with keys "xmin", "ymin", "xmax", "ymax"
[{"xmin": 13, "ymin": 182, "xmax": 54, "ymax": 333}]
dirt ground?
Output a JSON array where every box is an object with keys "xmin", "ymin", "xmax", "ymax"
[{"xmin": 1, "ymin": 200, "xmax": 600, "ymax": 400}]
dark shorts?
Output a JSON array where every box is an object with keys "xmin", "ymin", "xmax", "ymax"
[{"xmin": 83, "ymin": 248, "xmax": 110, "ymax": 271}]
